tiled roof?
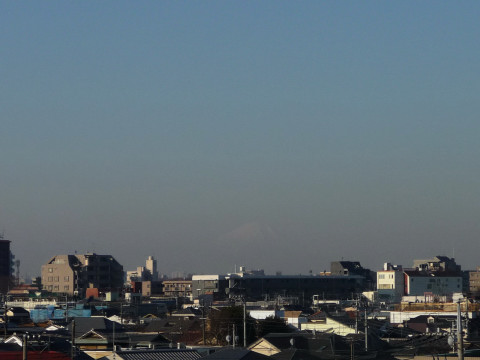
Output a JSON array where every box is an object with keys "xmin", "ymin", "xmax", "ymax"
[
  {"xmin": 68, "ymin": 316, "xmax": 125, "ymax": 337},
  {"xmin": 261, "ymin": 333, "xmax": 348, "ymax": 352},
  {"xmin": 307, "ymin": 312, "xmax": 325, "ymax": 321},
  {"xmin": 108, "ymin": 349, "xmax": 201, "ymax": 360},
  {"xmin": 171, "ymin": 308, "xmax": 202, "ymax": 317},
  {"xmin": 271, "ymin": 348, "xmax": 326, "ymax": 360},
  {"xmin": 203, "ymin": 349, "xmax": 271, "ymax": 360}
]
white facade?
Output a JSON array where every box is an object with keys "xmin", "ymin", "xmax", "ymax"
[
  {"xmin": 249, "ymin": 309, "xmax": 276, "ymax": 320},
  {"xmin": 301, "ymin": 318, "xmax": 356, "ymax": 336},
  {"xmin": 390, "ymin": 310, "xmax": 475, "ymax": 324},
  {"xmin": 145, "ymin": 256, "xmax": 158, "ymax": 280},
  {"xmin": 285, "ymin": 315, "xmax": 308, "ymax": 329},
  {"xmin": 377, "ymin": 270, "xmax": 404, "ymax": 302}
]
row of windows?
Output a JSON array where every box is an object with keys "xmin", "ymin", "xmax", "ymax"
[
  {"xmin": 46, "ymin": 276, "xmax": 70, "ymax": 282},
  {"xmin": 45, "ymin": 285, "xmax": 69, "ymax": 291},
  {"xmin": 378, "ymin": 274, "xmax": 394, "ymax": 279},
  {"xmin": 378, "ymin": 284, "xmax": 393, "ymax": 289}
]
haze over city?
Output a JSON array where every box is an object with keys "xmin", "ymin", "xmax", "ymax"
[{"xmin": 1, "ymin": 1, "xmax": 480, "ymax": 278}]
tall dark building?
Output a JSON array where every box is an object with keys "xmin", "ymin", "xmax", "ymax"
[{"xmin": 0, "ymin": 237, "xmax": 12, "ymax": 294}]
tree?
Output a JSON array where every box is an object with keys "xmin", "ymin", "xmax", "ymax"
[
  {"xmin": 208, "ymin": 306, "xmax": 256, "ymax": 346},
  {"xmin": 256, "ymin": 316, "xmax": 292, "ymax": 338}
]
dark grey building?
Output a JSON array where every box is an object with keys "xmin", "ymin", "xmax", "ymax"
[
  {"xmin": 0, "ymin": 237, "xmax": 12, "ymax": 294},
  {"xmin": 330, "ymin": 260, "xmax": 376, "ymax": 290},
  {"xmin": 192, "ymin": 270, "xmax": 368, "ymax": 303}
]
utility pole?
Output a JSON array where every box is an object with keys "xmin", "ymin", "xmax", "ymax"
[
  {"xmin": 71, "ymin": 319, "xmax": 76, "ymax": 360},
  {"xmin": 113, "ymin": 321, "xmax": 116, "ymax": 352},
  {"xmin": 3, "ymin": 297, "xmax": 7, "ymax": 340},
  {"xmin": 457, "ymin": 301, "xmax": 464, "ymax": 360},
  {"xmin": 22, "ymin": 334, "xmax": 27, "ymax": 360},
  {"xmin": 364, "ymin": 306, "xmax": 368, "ymax": 352},
  {"xmin": 243, "ymin": 301, "xmax": 247, "ymax": 347},
  {"xmin": 65, "ymin": 295, "xmax": 68, "ymax": 323},
  {"xmin": 354, "ymin": 297, "xmax": 358, "ymax": 334},
  {"xmin": 350, "ymin": 338, "xmax": 354, "ymax": 360},
  {"xmin": 465, "ymin": 297, "xmax": 469, "ymax": 339},
  {"xmin": 201, "ymin": 296, "xmax": 206, "ymax": 345},
  {"xmin": 233, "ymin": 324, "xmax": 236, "ymax": 349}
]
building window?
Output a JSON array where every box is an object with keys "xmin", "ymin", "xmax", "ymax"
[
  {"xmin": 48, "ymin": 268, "xmax": 53, "ymax": 273},
  {"xmin": 54, "ymin": 276, "xmax": 59, "ymax": 281},
  {"xmin": 64, "ymin": 285, "xmax": 69, "ymax": 291},
  {"xmin": 54, "ymin": 285, "xmax": 59, "ymax": 291}
]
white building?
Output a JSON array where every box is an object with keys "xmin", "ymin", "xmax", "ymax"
[
  {"xmin": 145, "ymin": 256, "xmax": 158, "ymax": 281},
  {"xmin": 377, "ymin": 263, "xmax": 404, "ymax": 302}
]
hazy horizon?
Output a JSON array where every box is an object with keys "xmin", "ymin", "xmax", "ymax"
[{"xmin": 2, "ymin": 1, "xmax": 480, "ymax": 279}]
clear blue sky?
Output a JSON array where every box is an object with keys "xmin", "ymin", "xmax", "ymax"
[{"xmin": 1, "ymin": 1, "xmax": 480, "ymax": 278}]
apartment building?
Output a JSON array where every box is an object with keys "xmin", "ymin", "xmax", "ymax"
[
  {"xmin": 41, "ymin": 253, "xmax": 124, "ymax": 297},
  {"xmin": 470, "ymin": 267, "xmax": 480, "ymax": 297},
  {"xmin": 162, "ymin": 280, "xmax": 192, "ymax": 298},
  {"xmin": 404, "ymin": 270, "xmax": 462, "ymax": 297}
]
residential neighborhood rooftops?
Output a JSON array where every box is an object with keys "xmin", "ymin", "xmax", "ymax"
[
  {"xmin": 203, "ymin": 349, "xmax": 272, "ymax": 360},
  {"xmin": 99, "ymin": 349, "xmax": 202, "ymax": 360}
]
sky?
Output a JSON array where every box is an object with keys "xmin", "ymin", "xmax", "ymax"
[{"xmin": 1, "ymin": 1, "xmax": 480, "ymax": 279}]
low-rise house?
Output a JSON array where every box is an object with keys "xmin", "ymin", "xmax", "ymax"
[
  {"xmin": 6, "ymin": 307, "xmax": 31, "ymax": 324},
  {"xmin": 203, "ymin": 349, "xmax": 271, "ymax": 360},
  {"xmin": 249, "ymin": 309, "xmax": 277, "ymax": 320},
  {"xmin": 389, "ymin": 301, "xmax": 479, "ymax": 324},
  {"xmin": 403, "ymin": 315, "xmax": 455, "ymax": 334},
  {"xmin": 300, "ymin": 311, "xmax": 356, "ymax": 336},
  {"xmin": 1, "ymin": 334, "xmax": 92, "ymax": 360},
  {"xmin": 137, "ymin": 317, "xmax": 203, "ymax": 346},
  {"xmin": 170, "ymin": 307, "xmax": 202, "ymax": 320},
  {"xmin": 249, "ymin": 332, "xmax": 349, "ymax": 357},
  {"xmin": 99, "ymin": 349, "xmax": 202, "ymax": 360},
  {"xmin": 278, "ymin": 311, "xmax": 307, "ymax": 329}
]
